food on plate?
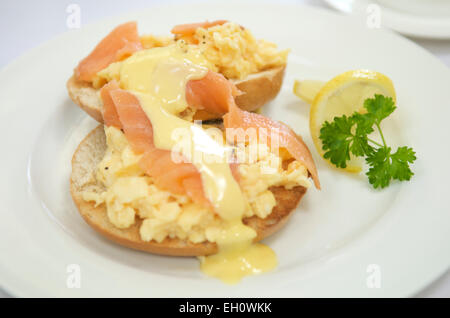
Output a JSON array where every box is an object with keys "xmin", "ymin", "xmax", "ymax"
[
  {"xmin": 67, "ymin": 21, "xmax": 289, "ymax": 122},
  {"xmin": 296, "ymin": 70, "xmax": 397, "ymax": 172},
  {"xmin": 293, "ymin": 79, "xmax": 324, "ymax": 104},
  {"xmin": 293, "ymin": 69, "xmax": 415, "ymax": 188},
  {"xmin": 320, "ymin": 94, "xmax": 416, "ymax": 189},
  {"xmin": 69, "ymin": 30, "xmax": 319, "ymax": 284}
]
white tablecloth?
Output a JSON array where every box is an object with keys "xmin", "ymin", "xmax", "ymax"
[{"xmin": 0, "ymin": 0, "xmax": 448, "ymax": 298}]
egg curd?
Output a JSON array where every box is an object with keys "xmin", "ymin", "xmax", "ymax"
[
  {"xmin": 92, "ymin": 22, "xmax": 288, "ymax": 88},
  {"xmin": 191, "ymin": 22, "xmax": 289, "ymax": 79},
  {"xmin": 82, "ymin": 43, "xmax": 308, "ymax": 284}
]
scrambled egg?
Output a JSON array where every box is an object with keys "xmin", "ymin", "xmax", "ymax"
[
  {"xmin": 92, "ymin": 22, "xmax": 289, "ymax": 87},
  {"xmin": 192, "ymin": 22, "xmax": 289, "ymax": 79},
  {"xmin": 83, "ymin": 126, "xmax": 310, "ymax": 244}
]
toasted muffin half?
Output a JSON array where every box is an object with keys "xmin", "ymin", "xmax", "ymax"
[{"xmin": 70, "ymin": 125, "xmax": 306, "ymax": 256}]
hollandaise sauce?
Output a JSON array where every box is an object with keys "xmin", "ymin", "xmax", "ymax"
[{"xmin": 107, "ymin": 44, "xmax": 277, "ymax": 283}]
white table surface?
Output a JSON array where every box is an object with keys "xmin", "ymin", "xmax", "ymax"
[{"xmin": 0, "ymin": 0, "xmax": 448, "ymax": 298}]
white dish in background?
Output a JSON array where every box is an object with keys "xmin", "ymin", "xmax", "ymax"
[
  {"xmin": 0, "ymin": 1, "xmax": 449, "ymax": 297},
  {"xmin": 324, "ymin": 0, "xmax": 450, "ymax": 39}
]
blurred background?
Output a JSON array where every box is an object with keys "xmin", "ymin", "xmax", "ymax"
[{"xmin": 0, "ymin": 0, "xmax": 448, "ymax": 297}]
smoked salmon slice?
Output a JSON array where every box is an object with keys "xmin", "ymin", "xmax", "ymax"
[
  {"xmin": 223, "ymin": 102, "xmax": 321, "ymax": 189},
  {"xmin": 75, "ymin": 22, "xmax": 142, "ymax": 82},
  {"xmin": 185, "ymin": 70, "xmax": 241, "ymax": 116},
  {"xmin": 100, "ymin": 81, "xmax": 122, "ymax": 129},
  {"xmin": 100, "ymin": 81, "xmax": 211, "ymax": 208},
  {"xmin": 171, "ymin": 20, "xmax": 227, "ymax": 36}
]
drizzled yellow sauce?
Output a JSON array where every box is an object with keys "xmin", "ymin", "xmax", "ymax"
[
  {"xmin": 108, "ymin": 44, "xmax": 277, "ymax": 283},
  {"xmin": 199, "ymin": 221, "xmax": 277, "ymax": 284}
]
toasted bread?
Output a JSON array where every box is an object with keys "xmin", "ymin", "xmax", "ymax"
[
  {"xmin": 70, "ymin": 125, "xmax": 306, "ymax": 256},
  {"xmin": 67, "ymin": 66, "xmax": 285, "ymax": 123}
]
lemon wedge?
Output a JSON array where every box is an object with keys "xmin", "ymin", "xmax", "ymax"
[
  {"xmin": 293, "ymin": 80, "xmax": 324, "ymax": 104},
  {"xmin": 309, "ymin": 70, "xmax": 396, "ymax": 173}
]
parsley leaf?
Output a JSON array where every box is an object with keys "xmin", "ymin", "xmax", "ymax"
[
  {"xmin": 366, "ymin": 147, "xmax": 393, "ymax": 189},
  {"xmin": 363, "ymin": 94, "xmax": 396, "ymax": 124},
  {"xmin": 320, "ymin": 115, "xmax": 354, "ymax": 168},
  {"xmin": 319, "ymin": 94, "xmax": 416, "ymax": 189},
  {"xmin": 390, "ymin": 146, "xmax": 416, "ymax": 181},
  {"xmin": 350, "ymin": 112, "xmax": 375, "ymax": 157}
]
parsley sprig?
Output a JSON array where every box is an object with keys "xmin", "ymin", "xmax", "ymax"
[{"xmin": 319, "ymin": 94, "xmax": 416, "ymax": 189}]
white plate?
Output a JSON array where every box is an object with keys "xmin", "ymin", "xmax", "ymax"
[
  {"xmin": 324, "ymin": 0, "xmax": 450, "ymax": 39},
  {"xmin": 0, "ymin": 1, "xmax": 449, "ymax": 297}
]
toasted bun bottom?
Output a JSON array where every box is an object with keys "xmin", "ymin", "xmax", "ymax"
[
  {"xmin": 67, "ymin": 66, "xmax": 285, "ymax": 123},
  {"xmin": 70, "ymin": 125, "xmax": 306, "ymax": 256}
]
